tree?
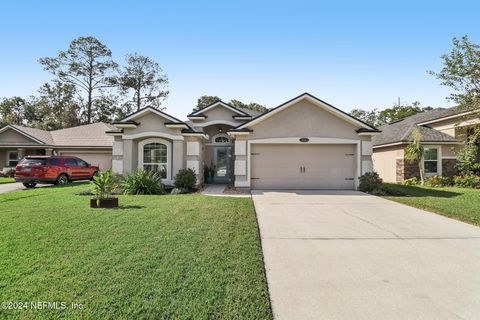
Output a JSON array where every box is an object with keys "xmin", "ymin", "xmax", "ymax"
[
  {"xmin": 349, "ymin": 108, "xmax": 379, "ymax": 126},
  {"xmin": 428, "ymin": 35, "xmax": 480, "ymax": 111},
  {"xmin": 33, "ymin": 81, "xmax": 81, "ymax": 130},
  {"xmin": 194, "ymin": 95, "xmax": 221, "ymax": 112},
  {"xmin": 0, "ymin": 97, "xmax": 26, "ymax": 125},
  {"xmin": 378, "ymin": 101, "xmax": 432, "ymax": 125},
  {"xmin": 229, "ymin": 99, "xmax": 268, "ymax": 113},
  {"xmin": 115, "ymin": 53, "xmax": 169, "ymax": 111},
  {"xmin": 92, "ymin": 94, "xmax": 124, "ymax": 123},
  {"xmin": 349, "ymin": 102, "xmax": 432, "ymax": 127},
  {"xmin": 192, "ymin": 96, "xmax": 268, "ymax": 113},
  {"xmin": 39, "ymin": 36, "xmax": 118, "ymax": 124},
  {"xmin": 455, "ymin": 130, "xmax": 480, "ymax": 175},
  {"xmin": 405, "ymin": 126, "xmax": 425, "ymax": 185}
]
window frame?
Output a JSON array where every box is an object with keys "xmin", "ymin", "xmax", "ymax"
[
  {"xmin": 422, "ymin": 145, "xmax": 442, "ymax": 176},
  {"xmin": 138, "ymin": 138, "xmax": 171, "ymax": 183},
  {"xmin": 7, "ymin": 151, "xmax": 19, "ymax": 167}
]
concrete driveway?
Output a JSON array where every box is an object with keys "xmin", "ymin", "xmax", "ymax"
[
  {"xmin": 0, "ymin": 182, "xmax": 54, "ymax": 194},
  {"xmin": 252, "ymin": 190, "xmax": 480, "ymax": 320},
  {"xmin": 0, "ymin": 182, "xmax": 30, "ymax": 194}
]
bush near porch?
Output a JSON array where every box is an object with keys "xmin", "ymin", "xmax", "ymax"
[{"xmin": 0, "ymin": 184, "xmax": 272, "ymax": 319}]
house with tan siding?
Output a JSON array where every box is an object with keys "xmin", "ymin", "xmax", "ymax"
[
  {"xmin": 109, "ymin": 93, "xmax": 380, "ymax": 190},
  {"xmin": 372, "ymin": 108, "xmax": 480, "ymax": 183}
]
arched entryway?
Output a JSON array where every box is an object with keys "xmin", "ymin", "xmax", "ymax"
[{"xmin": 203, "ymin": 125, "xmax": 234, "ymax": 184}]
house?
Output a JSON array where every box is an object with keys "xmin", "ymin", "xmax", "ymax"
[
  {"xmin": 109, "ymin": 93, "xmax": 380, "ymax": 189},
  {"xmin": 0, "ymin": 123, "xmax": 114, "ymax": 171},
  {"xmin": 372, "ymin": 108, "xmax": 479, "ymax": 183}
]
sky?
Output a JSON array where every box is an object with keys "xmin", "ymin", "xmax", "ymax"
[{"xmin": 0, "ymin": 0, "xmax": 479, "ymax": 120}]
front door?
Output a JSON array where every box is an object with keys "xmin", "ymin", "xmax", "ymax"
[{"xmin": 213, "ymin": 146, "xmax": 232, "ymax": 183}]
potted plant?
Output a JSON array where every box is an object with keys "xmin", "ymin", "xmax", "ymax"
[
  {"xmin": 90, "ymin": 169, "xmax": 118, "ymax": 208},
  {"xmin": 204, "ymin": 165, "xmax": 214, "ymax": 184}
]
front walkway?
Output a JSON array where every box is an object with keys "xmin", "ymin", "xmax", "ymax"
[
  {"xmin": 201, "ymin": 184, "xmax": 250, "ymax": 198},
  {"xmin": 201, "ymin": 184, "xmax": 227, "ymax": 195},
  {"xmin": 252, "ymin": 190, "xmax": 480, "ymax": 320}
]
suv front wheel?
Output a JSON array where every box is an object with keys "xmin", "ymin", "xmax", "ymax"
[
  {"xmin": 56, "ymin": 174, "xmax": 69, "ymax": 185},
  {"xmin": 90, "ymin": 171, "xmax": 99, "ymax": 181}
]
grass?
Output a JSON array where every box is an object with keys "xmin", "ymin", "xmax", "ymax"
[
  {"xmin": 0, "ymin": 177, "xmax": 15, "ymax": 184},
  {"xmin": 0, "ymin": 184, "xmax": 272, "ymax": 319},
  {"xmin": 382, "ymin": 183, "xmax": 480, "ymax": 226}
]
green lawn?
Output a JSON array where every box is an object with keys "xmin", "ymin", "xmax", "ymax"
[
  {"xmin": 0, "ymin": 184, "xmax": 272, "ymax": 319},
  {"xmin": 382, "ymin": 183, "xmax": 480, "ymax": 226},
  {"xmin": 0, "ymin": 177, "xmax": 15, "ymax": 184}
]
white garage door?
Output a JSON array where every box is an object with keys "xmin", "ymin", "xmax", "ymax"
[
  {"xmin": 60, "ymin": 152, "xmax": 112, "ymax": 171},
  {"xmin": 251, "ymin": 144, "xmax": 356, "ymax": 190}
]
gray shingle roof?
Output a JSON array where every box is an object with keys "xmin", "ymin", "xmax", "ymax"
[
  {"xmin": 51, "ymin": 123, "xmax": 114, "ymax": 147},
  {"xmin": 2, "ymin": 123, "xmax": 114, "ymax": 147},
  {"xmin": 10, "ymin": 125, "xmax": 55, "ymax": 145},
  {"xmin": 235, "ymin": 107, "xmax": 265, "ymax": 117},
  {"xmin": 372, "ymin": 107, "xmax": 462, "ymax": 147}
]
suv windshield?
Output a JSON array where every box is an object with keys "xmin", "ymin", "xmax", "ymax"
[{"xmin": 19, "ymin": 158, "xmax": 47, "ymax": 165}]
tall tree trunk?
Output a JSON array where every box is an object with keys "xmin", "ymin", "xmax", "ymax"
[
  {"xmin": 136, "ymin": 77, "xmax": 142, "ymax": 111},
  {"xmin": 418, "ymin": 161, "xmax": 424, "ymax": 185},
  {"xmin": 87, "ymin": 89, "xmax": 92, "ymax": 124},
  {"xmin": 87, "ymin": 57, "xmax": 94, "ymax": 124},
  {"xmin": 136, "ymin": 88, "xmax": 141, "ymax": 111}
]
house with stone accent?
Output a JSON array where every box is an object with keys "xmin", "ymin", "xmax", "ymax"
[
  {"xmin": 108, "ymin": 93, "xmax": 380, "ymax": 190},
  {"xmin": 372, "ymin": 108, "xmax": 480, "ymax": 183}
]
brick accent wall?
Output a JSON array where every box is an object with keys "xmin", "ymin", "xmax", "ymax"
[
  {"xmin": 396, "ymin": 158, "xmax": 420, "ymax": 182},
  {"xmin": 442, "ymin": 159, "xmax": 457, "ymax": 177},
  {"xmin": 397, "ymin": 158, "xmax": 457, "ymax": 182}
]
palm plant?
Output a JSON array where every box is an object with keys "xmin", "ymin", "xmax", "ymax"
[
  {"xmin": 405, "ymin": 126, "xmax": 425, "ymax": 185},
  {"xmin": 91, "ymin": 169, "xmax": 115, "ymax": 200}
]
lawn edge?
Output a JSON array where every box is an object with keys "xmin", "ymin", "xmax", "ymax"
[
  {"xmin": 251, "ymin": 193, "xmax": 275, "ymax": 320},
  {"xmin": 381, "ymin": 195, "xmax": 480, "ymax": 228}
]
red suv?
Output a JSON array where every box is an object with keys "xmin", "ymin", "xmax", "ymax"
[{"xmin": 15, "ymin": 156, "xmax": 99, "ymax": 188}]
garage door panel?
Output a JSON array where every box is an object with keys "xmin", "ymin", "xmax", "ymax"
[{"xmin": 251, "ymin": 144, "xmax": 355, "ymax": 190}]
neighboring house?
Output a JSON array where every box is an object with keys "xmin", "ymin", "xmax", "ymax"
[
  {"xmin": 109, "ymin": 93, "xmax": 380, "ymax": 189},
  {"xmin": 372, "ymin": 108, "xmax": 479, "ymax": 183},
  {"xmin": 0, "ymin": 123, "xmax": 114, "ymax": 171}
]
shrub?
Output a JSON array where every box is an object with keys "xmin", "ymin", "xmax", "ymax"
[
  {"xmin": 455, "ymin": 139, "xmax": 480, "ymax": 175},
  {"xmin": 370, "ymin": 184, "xmax": 406, "ymax": 196},
  {"xmin": 402, "ymin": 177, "xmax": 418, "ymax": 186},
  {"xmin": 453, "ymin": 175, "xmax": 480, "ymax": 189},
  {"xmin": 424, "ymin": 175, "xmax": 453, "ymax": 187},
  {"xmin": 0, "ymin": 168, "xmax": 15, "ymax": 178},
  {"xmin": 170, "ymin": 187, "xmax": 189, "ymax": 195},
  {"xmin": 122, "ymin": 170, "xmax": 166, "ymax": 195},
  {"xmin": 174, "ymin": 168, "xmax": 197, "ymax": 189},
  {"xmin": 358, "ymin": 171, "xmax": 383, "ymax": 193}
]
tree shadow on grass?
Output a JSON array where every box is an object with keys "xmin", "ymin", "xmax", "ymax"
[
  {"xmin": 383, "ymin": 184, "xmax": 461, "ymax": 198},
  {"xmin": 114, "ymin": 205, "xmax": 146, "ymax": 210}
]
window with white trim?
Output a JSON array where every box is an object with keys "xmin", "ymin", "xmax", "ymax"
[
  {"xmin": 7, "ymin": 151, "xmax": 19, "ymax": 167},
  {"xmin": 143, "ymin": 142, "xmax": 168, "ymax": 178},
  {"xmin": 423, "ymin": 148, "xmax": 438, "ymax": 175}
]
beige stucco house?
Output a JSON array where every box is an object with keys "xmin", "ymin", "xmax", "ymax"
[
  {"xmin": 372, "ymin": 108, "xmax": 479, "ymax": 183},
  {"xmin": 0, "ymin": 123, "xmax": 113, "ymax": 171},
  {"xmin": 109, "ymin": 93, "xmax": 380, "ymax": 189}
]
